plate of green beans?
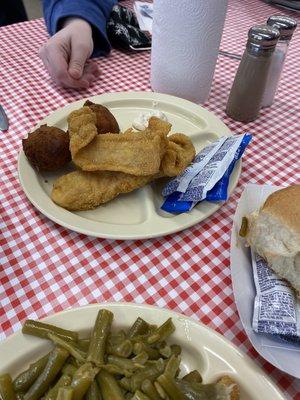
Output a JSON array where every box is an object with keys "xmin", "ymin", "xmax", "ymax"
[{"xmin": 0, "ymin": 303, "xmax": 286, "ymax": 400}]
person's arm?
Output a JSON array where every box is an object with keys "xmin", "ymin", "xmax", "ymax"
[
  {"xmin": 43, "ymin": 0, "xmax": 117, "ymax": 57},
  {"xmin": 39, "ymin": 0, "xmax": 117, "ymax": 89}
]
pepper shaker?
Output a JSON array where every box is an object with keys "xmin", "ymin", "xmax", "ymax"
[
  {"xmin": 225, "ymin": 25, "xmax": 280, "ymax": 123},
  {"xmin": 261, "ymin": 15, "xmax": 297, "ymax": 108}
]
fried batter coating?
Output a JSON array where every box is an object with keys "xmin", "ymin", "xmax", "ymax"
[
  {"xmin": 84, "ymin": 100, "xmax": 120, "ymax": 134},
  {"xmin": 68, "ymin": 110, "xmax": 170, "ymax": 176},
  {"xmin": 51, "ymin": 113, "xmax": 196, "ymax": 211},
  {"xmin": 160, "ymin": 133, "xmax": 196, "ymax": 177},
  {"xmin": 52, "ymin": 170, "xmax": 157, "ymax": 211},
  {"xmin": 67, "ymin": 107, "xmax": 98, "ymax": 156},
  {"xmin": 22, "ymin": 124, "xmax": 71, "ymax": 171}
]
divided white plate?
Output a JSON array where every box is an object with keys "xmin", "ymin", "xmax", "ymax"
[
  {"xmin": 231, "ymin": 184, "xmax": 300, "ymax": 379},
  {"xmin": 18, "ymin": 91, "xmax": 241, "ymax": 240},
  {"xmin": 0, "ymin": 303, "xmax": 286, "ymax": 399}
]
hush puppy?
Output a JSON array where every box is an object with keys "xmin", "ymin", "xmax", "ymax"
[
  {"xmin": 22, "ymin": 125, "xmax": 71, "ymax": 171},
  {"xmin": 84, "ymin": 100, "xmax": 119, "ymax": 134}
]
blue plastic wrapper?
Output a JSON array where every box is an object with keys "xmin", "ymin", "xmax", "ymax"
[
  {"xmin": 161, "ymin": 134, "xmax": 252, "ymax": 214},
  {"xmin": 206, "ymin": 134, "xmax": 252, "ymax": 201}
]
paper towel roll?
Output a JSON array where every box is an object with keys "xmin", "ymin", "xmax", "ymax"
[{"xmin": 150, "ymin": 0, "xmax": 228, "ymax": 104}]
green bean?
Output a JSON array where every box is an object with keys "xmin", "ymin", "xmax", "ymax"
[
  {"xmin": 87, "ymin": 310, "xmax": 113, "ymax": 366},
  {"xmin": 71, "ymin": 363, "xmax": 99, "ymax": 400},
  {"xmin": 170, "ymin": 345, "xmax": 181, "ymax": 357},
  {"xmin": 127, "ymin": 318, "xmax": 149, "ymax": 338},
  {"xmin": 131, "ymin": 360, "xmax": 165, "ymax": 392},
  {"xmin": 132, "ymin": 352, "xmax": 149, "ymax": 366},
  {"xmin": 97, "ymin": 370, "xmax": 125, "ymax": 400},
  {"xmin": 153, "ymin": 382, "xmax": 165, "ymax": 400},
  {"xmin": 147, "ymin": 320, "xmax": 175, "ymax": 345},
  {"xmin": 22, "ymin": 320, "xmax": 78, "ymax": 343},
  {"xmin": 68, "ymin": 357, "xmax": 82, "ymax": 368},
  {"xmin": 24, "ymin": 347, "xmax": 69, "ymax": 400},
  {"xmin": 181, "ymin": 370, "xmax": 202, "ymax": 384},
  {"xmin": 119, "ymin": 378, "xmax": 131, "ymax": 392},
  {"xmin": 164, "ymin": 356, "xmax": 180, "ymax": 379},
  {"xmin": 0, "ymin": 374, "xmax": 16, "ymax": 400},
  {"xmin": 176, "ymin": 380, "xmax": 217, "ymax": 399},
  {"xmin": 84, "ymin": 381, "xmax": 101, "ymax": 400},
  {"xmin": 156, "ymin": 375, "xmax": 185, "ymax": 400},
  {"xmin": 133, "ymin": 343, "xmax": 160, "ymax": 360},
  {"xmin": 77, "ymin": 340, "xmax": 90, "ymax": 353},
  {"xmin": 45, "ymin": 375, "xmax": 72, "ymax": 400},
  {"xmin": 158, "ymin": 345, "xmax": 171, "ymax": 359},
  {"xmin": 13, "ymin": 354, "xmax": 50, "ymax": 392},
  {"xmin": 101, "ymin": 364, "xmax": 133, "ymax": 378},
  {"xmin": 141, "ymin": 380, "xmax": 162, "ymax": 400},
  {"xmin": 106, "ymin": 340, "xmax": 133, "ymax": 358},
  {"xmin": 62, "ymin": 365, "xmax": 77, "ymax": 378},
  {"xmin": 56, "ymin": 387, "xmax": 74, "ymax": 400},
  {"xmin": 108, "ymin": 355, "xmax": 145, "ymax": 371},
  {"xmin": 131, "ymin": 390, "xmax": 151, "ymax": 400},
  {"xmin": 108, "ymin": 331, "xmax": 126, "ymax": 346},
  {"xmin": 48, "ymin": 333, "xmax": 86, "ymax": 363}
]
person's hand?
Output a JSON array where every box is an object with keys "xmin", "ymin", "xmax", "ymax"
[{"xmin": 39, "ymin": 18, "xmax": 99, "ymax": 89}]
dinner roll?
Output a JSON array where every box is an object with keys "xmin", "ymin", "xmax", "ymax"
[{"xmin": 244, "ymin": 185, "xmax": 300, "ymax": 297}]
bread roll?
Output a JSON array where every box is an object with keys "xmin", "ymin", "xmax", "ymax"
[{"xmin": 244, "ymin": 185, "xmax": 300, "ymax": 297}]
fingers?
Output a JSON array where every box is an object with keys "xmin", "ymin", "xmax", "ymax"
[
  {"xmin": 68, "ymin": 39, "xmax": 92, "ymax": 80},
  {"xmin": 39, "ymin": 44, "xmax": 92, "ymax": 90},
  {"xmin": 82, "ymin": 62, "xmax": 100, "ymax": 81}
]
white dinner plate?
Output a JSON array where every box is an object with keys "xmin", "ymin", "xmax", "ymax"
[
  {"xmin": 0, "ymin": 302, "xmax": 286, "ymax": 399},
  {"xmin": 231, "ymin": 184, "xmax": 300, "ymax": 379},
  {"xmin": 18, "ymin": 91, "xmax": 241, "ymax": 240}
]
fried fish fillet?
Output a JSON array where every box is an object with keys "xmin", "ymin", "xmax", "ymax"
[
  {"xmin": 68, "ymin": 107, "xmax": 98, "ymax": 156},
  {"xmin": 161, "ymin": 133, "xmax": 196, "ymax": 177},
  {"xmin": 68, "ymin": 109, "xmax": 169, "ymax": 176},
  {"xmin": 51, "ymin": 133, "xmax": 195, "ymax": 211},
  {"xmin": 52, "ymin": 170, "xmax": 158, "ymax": 211},
  {"xmin": 52, "ymin": 113, "xmax": 196, "ymax": 211}
]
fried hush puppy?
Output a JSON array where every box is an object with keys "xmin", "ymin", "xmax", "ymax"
[
  {"xmin": 22, "ymin": 125, "xmax": 71, "ymax": 171},
  {"xmin": 84, "ymin": 100, "xmax": 120, "ymax": 134}
]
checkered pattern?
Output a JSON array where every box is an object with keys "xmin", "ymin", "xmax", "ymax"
[{"xmin": 0, "ymin": 0, "xmax": 299, "ymax": 398}]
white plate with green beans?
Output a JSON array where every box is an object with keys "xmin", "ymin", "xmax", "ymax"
[{"xmin": 0, "ymin": 303, "xmax": 286, "ymax": 400}]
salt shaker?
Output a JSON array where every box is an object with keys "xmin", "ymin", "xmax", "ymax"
[
  {"xmin": 226, "ymin": 25, "xmax": 279, "ymax": 123},
  {"xmin": 261, "ymin": 15, "xmax": 297, "ymax": 108}
]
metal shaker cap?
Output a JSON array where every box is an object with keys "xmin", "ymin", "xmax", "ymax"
[
  {"xmin": 248, "ymin": 24, "xmax": 280, "ymax": 49},
  {"xmin": 267, "ymin": 15, "xmax": 297, "ymax": 40}
]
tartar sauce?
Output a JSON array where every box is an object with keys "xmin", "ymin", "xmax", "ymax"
[{"xmin": 132, "ymin": 110, "xmax": 168, "ymax": 131}]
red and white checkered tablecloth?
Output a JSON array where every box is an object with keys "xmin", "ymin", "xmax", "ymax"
[{"xmin": 0, "ymin": 0, "xmax": 299, "ymax": 398}]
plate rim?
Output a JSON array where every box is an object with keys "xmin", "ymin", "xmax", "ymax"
[
  {"xmin": 0, "ymin": 302, "xmax": 286, "ymax": 400},
  {"xmin": 18, "ymin": 91, "xmax": 242, "ymax": 240}
]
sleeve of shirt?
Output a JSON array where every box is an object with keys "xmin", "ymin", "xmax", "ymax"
[{"xmin": 42, "ymin": 0, "xmax": 117, "ymax": 57}]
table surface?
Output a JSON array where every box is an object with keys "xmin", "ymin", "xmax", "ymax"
[{"xmin": 1, "ymin": 0, "xmax": 299, "ymax": 398}]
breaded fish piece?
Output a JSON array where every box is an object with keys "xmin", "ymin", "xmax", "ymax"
[
  {"xmin": 160, "ymin": 133, "xmax": 196, "ymax": 177},
  {"xmin": 68, "ymin": 107, "xmax": 98, "ymax": 156},
  {"xmin": 51, "ymin": 133, "xmax": 195, "ymax": 211},
  {"xmin": 68, "ymin": 109, "xmax": 170, "ymax": 176},
  {"xmin": 73, "ymin": 130, "xmax": 167, "ymax": 176},
  {"xmin": 51, "ymin": 170, "xmax": 157, "ymax": 211}
]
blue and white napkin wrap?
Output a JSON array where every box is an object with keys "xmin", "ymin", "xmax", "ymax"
[{"xmin": 161, "ymin": 133, "xmax": 252, "ymax": 214}]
